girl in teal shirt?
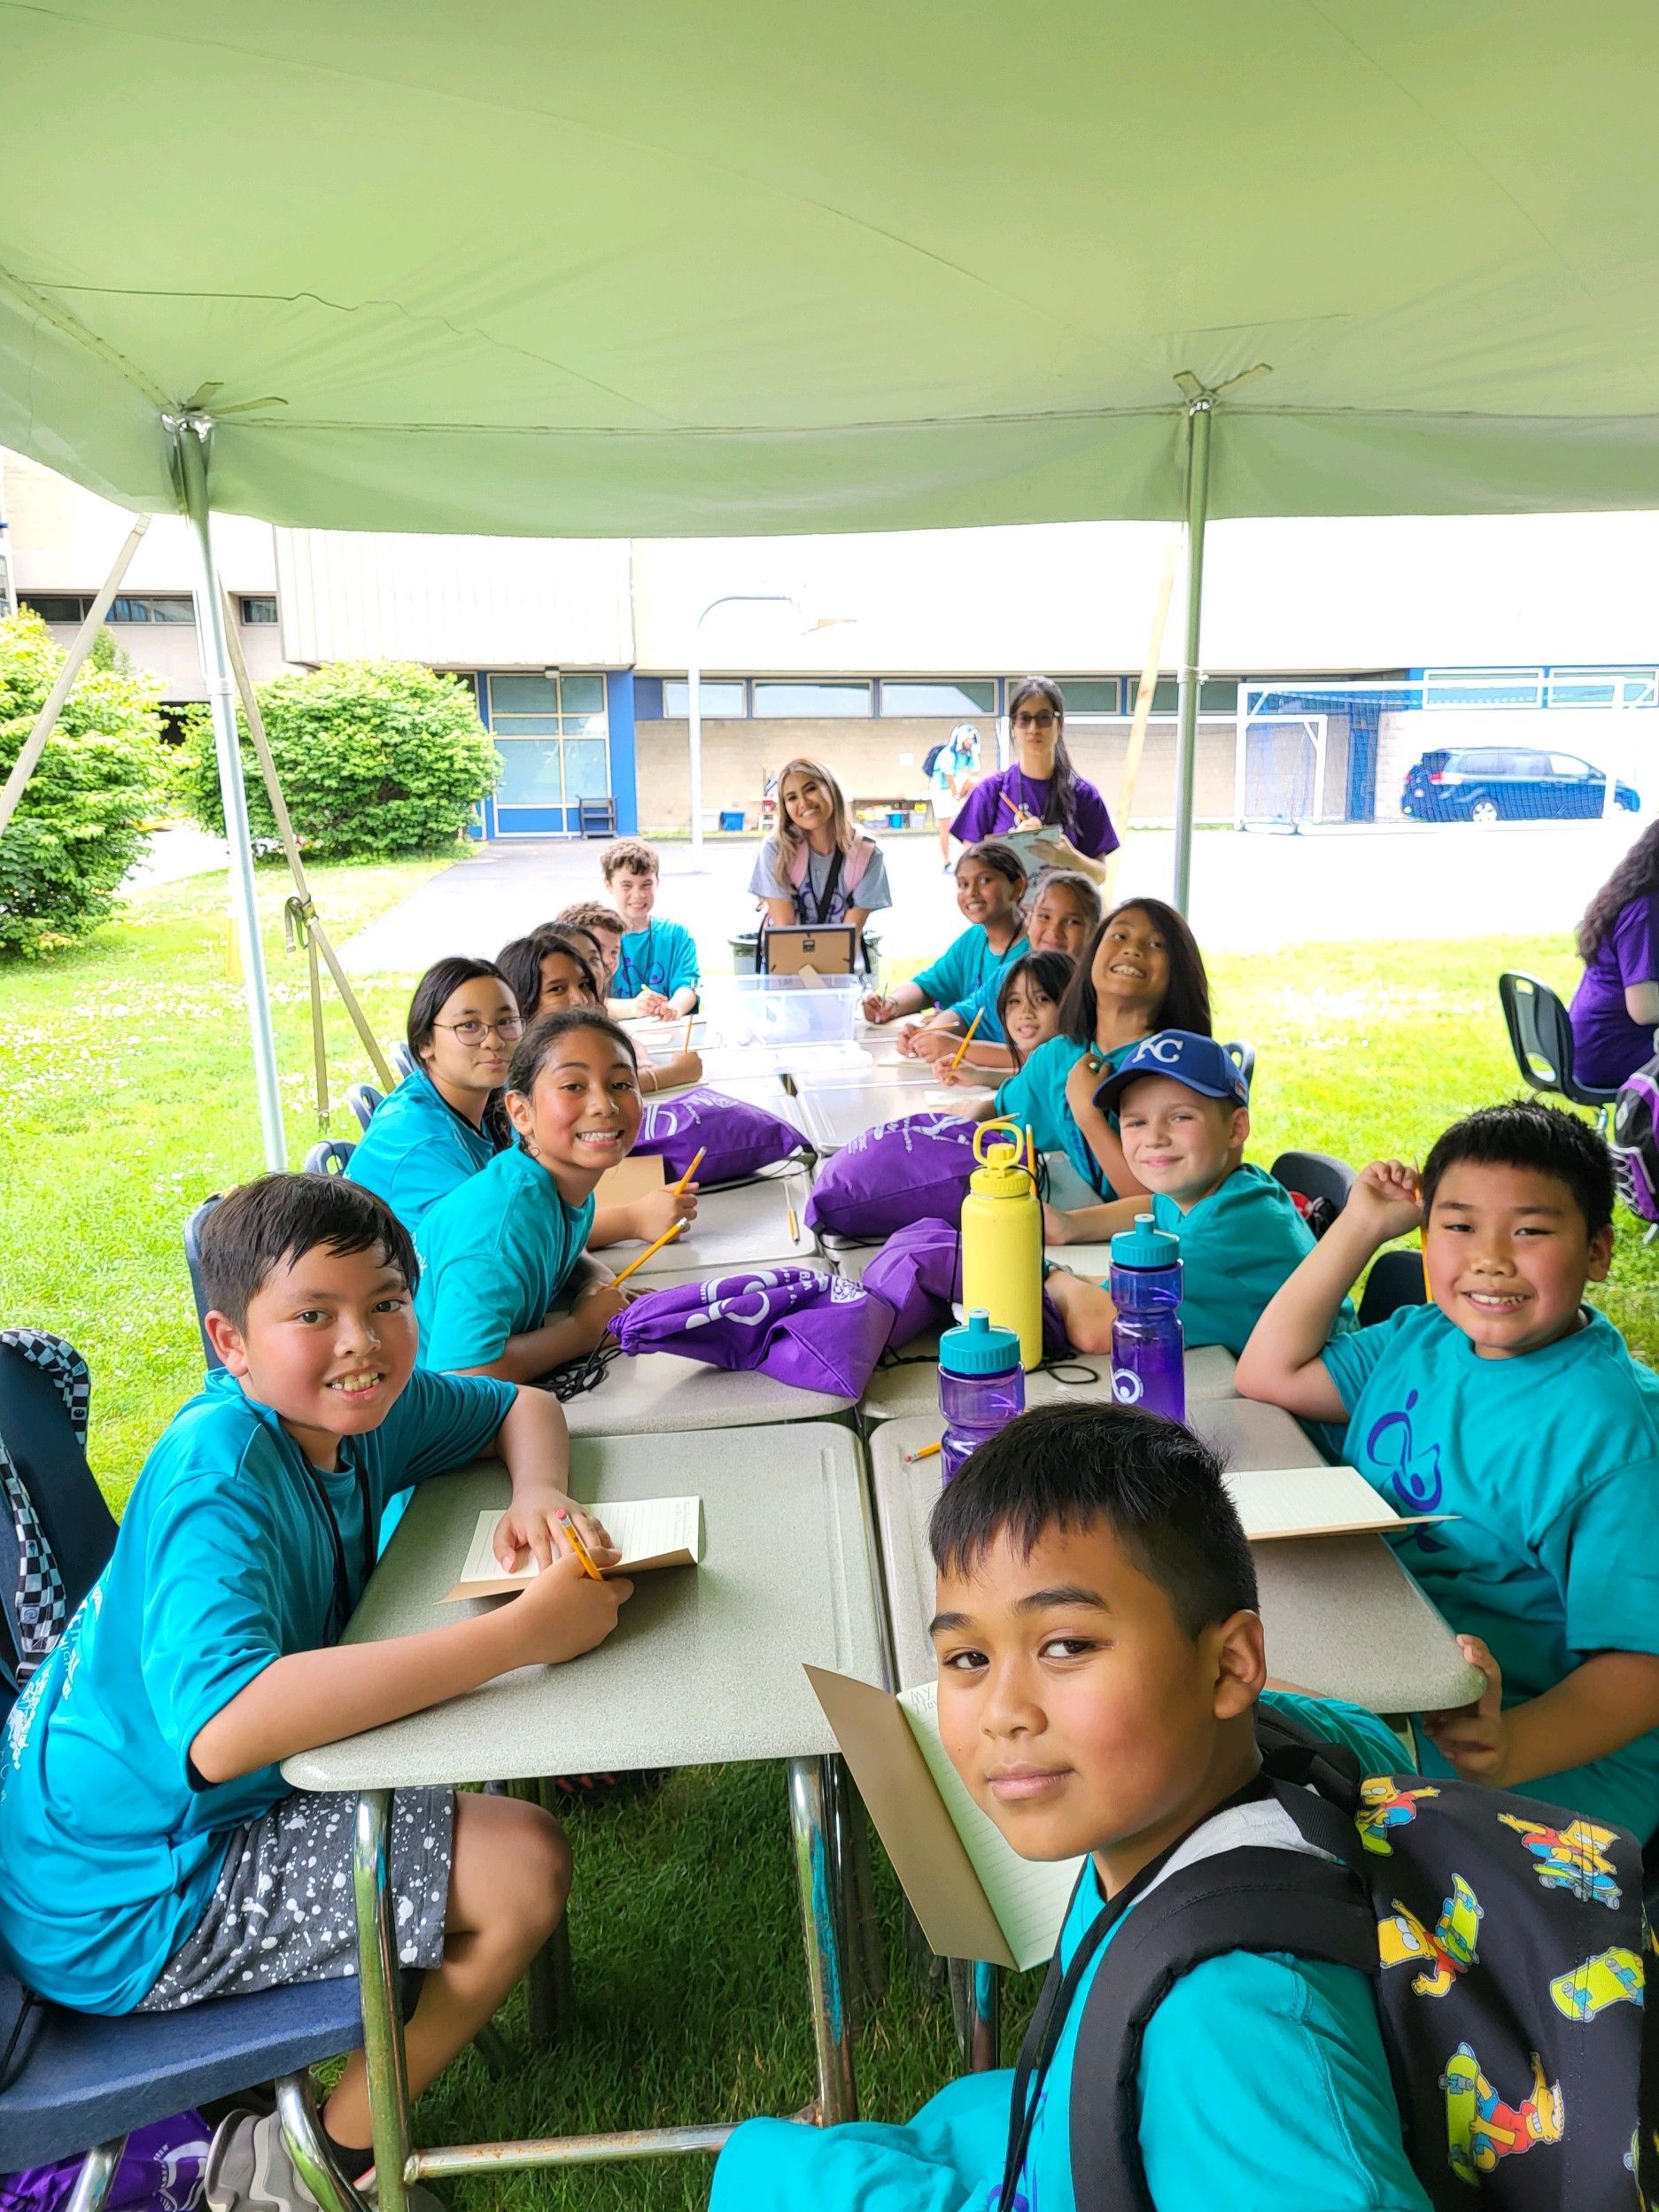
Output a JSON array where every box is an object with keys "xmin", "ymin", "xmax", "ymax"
[
  {"xmin": 415, "ymin": 1011, "xmax": 649, "ymax": 1380},
  {"xmin": 346, "ymin": 957, "xmax": 518, "ymax": 1233},
  {"xmin": 863, "ymin": 840, "xmax": 1029, "ymax": 1043}
]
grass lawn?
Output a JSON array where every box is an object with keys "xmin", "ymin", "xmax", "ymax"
[{"xmin": 4, "ymin": 862, "xmax": 1657, "ymax": 2208}]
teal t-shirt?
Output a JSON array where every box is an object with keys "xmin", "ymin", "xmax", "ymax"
[
  {"xmin": 0, "ymin": 1364, "xmax": 515, "ymax": 2014},
  {"xmin": 617, "ymin": 916, "xmax": 700, "ymax": 1000},
  {"xmin": 1152, "ymin": 1164, "xmax": 1356, "ymax": 1355},
  {"xmin": 1322, "ymin": 1302, "xmax": 1659, "ymax": 1837},
  {"xmin": 996, "ymin": 1036, "xmax": 1134, "ymax": 1199},
  {"xmin": 914, "ymin": 927, "xmax": 1027, "ymax": 1031},
  {"xmin": 711, "ymin": 1692, "xmax": 1425, "ymax": 2212},
  {"xmin": 345, "ymin": 1067, "xmax": 498, "ymax": 1235},
  {"xmin": 415, "ymin": 1141, "xmax": 597, "ymax": 1372}
]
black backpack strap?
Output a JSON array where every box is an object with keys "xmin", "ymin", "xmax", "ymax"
[{"xmin": 1068, "ymin": 1847, "xmax": 1376, "ymax": 2212}]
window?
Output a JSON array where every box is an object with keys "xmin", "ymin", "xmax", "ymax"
[
  {"xmin": 1546, "ymin": 669, "xmax": 1659, "ymax": 709},
  {"xmin": 1550, "ymin": 754, "xmax": 1596, "ymax": 779},
  {"xmin": 752, "ymin": 680, "xmax": 872, "ymax": 718},
  {"xmin": 1424, "ymin": 669, "xmax": 1544, "ymax": 709},
  {"xmin": 485, "ymin": 671, "xmax": 609, "ymax": 817},
  {"xmin": 238, "ymin": 595, "xmax": 279, "ymax": 626},
  {"xmin": 663, "ymin": 679, "xmax": 748, "ymax": 717},
  {"xmin": 20, "ymin": 594, "xmax": 91, "ymax": 624},
  {"xmin": 1149, "ymin": 678, "xmax": 1239, "ymax": 714},
  {"xmin": 879, "ymin": 679, "xmax": 996, "ymax": 718},
  {"xmin": 107, "ymin": 594, "xmax": 194, "ymax": 623},
  {"xmin": 1054, "ymin": 679, "xmax": 1120, "ymax": 714}
]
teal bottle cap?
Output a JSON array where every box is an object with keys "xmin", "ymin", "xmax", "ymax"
[
  {"xmin": 939, "ymin": 1308, "xmax": 1021, "ymax": 1377},
  {"xmin": 1110, "ymin": 1212, "xmax": 1181, "ymax": 1269}
]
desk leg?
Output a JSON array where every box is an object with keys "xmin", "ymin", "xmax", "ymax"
[
  {"xmin": 950, "ymin": 1958, "xmax": 1002, "ymax": 2072},
  {"xmin": 787, "ymin": 1756, "xmax": 857, "ymax": 2126},
  {"xmin": 352, "ymin": 1790, "xmax": 413, "ymax": 2212}
]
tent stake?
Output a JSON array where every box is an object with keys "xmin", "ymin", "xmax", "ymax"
[
  {"xmin": 0, "ymin": 512, "xmax": 152, "ymax": 842},
  {"xmin": 1172, "ymin": 396, "xmax": 1212, "ymax": 917},
  {"xmin": 174, "ymin": 415, "xmax": 288, "ymax": 1172}
]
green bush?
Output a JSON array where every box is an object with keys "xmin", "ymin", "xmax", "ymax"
[
  {"xmin": 184, "ymin": 660, "xmax": 497, "ymax": 860},
  {"xmin": 0, "ymin": 611, "xmax": 168, "ymax": 959}
]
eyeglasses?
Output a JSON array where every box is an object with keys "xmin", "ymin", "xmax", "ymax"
[
  {"xmin": 432, "ymin": 1016, "xmax": 525, "ymax": 1044},
  {"xmin": 1013, "ymin": 711, "xmax": 1058, "ymax": 730}
]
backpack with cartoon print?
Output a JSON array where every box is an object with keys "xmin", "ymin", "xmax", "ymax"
[{"xmin": 1065, "ymin": 1712, "xmax": 1658, "ymax": 2210}]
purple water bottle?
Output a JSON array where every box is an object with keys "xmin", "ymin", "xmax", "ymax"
[
  {"xmin": 937, "ymin": 1310, "xmax": 1025, "ymax": 1481},
  {"xmin": 1108, "ymin": 1215, "xmax": 1185, "ymax": 1424}
]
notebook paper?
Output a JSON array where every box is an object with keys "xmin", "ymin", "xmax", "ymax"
[
  {"xmin": 1222, "ymin": 1464, "xmax": 1449, "ymax": 1542},
  {"xmin": 442, "ymin": 1497, "xmax": 702, "ymax": 1600},
  {"xmin": 898, "ymin": 1680, "xmax": 1084, "ymax": 1973}
]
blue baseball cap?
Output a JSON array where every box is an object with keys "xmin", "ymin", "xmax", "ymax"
[{"xmin": 1093, "ymin": 1030, "xmax": 1250, "ymax": 1119}]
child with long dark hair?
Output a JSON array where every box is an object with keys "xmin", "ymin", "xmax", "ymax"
[
  {"xmin": 945, "ymin": 678, "xmax": 1118, "ymax": 882},
  {"xmin": 1570, "ymin": 819, "xmax": 1659, "ymax": 1086}
]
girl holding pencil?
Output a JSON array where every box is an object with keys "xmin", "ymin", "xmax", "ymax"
[
  {"xmin": 945, "ymin": 677, "xmax": 1117, "ymax": 883},
  {"xmin": 414, "ymin": 1010, "xmax": 696, "ymax": 1382},
  {"xmin": 862, "ymin": 840, "xmax": 1029, "ymax": 1036}
]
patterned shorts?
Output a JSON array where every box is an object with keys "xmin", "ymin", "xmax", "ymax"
[{"xmin": 138, "ymin": 1788, "xmax": 454, "ymax": 2012}]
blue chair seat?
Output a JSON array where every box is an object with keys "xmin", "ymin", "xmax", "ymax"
[{"xmin": 0, "ymin": 1970, "xmax": 383, "ymax": 2169}]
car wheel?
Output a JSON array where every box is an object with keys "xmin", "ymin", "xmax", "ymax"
[{"xmin": 1469, "ymin": 798, "xmax": 1500, "ymax": 826}]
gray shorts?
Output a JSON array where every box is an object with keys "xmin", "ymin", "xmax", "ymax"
[{"xmin": 138, "ymin": 1787, "xmax": 454, "ymax": 2012}]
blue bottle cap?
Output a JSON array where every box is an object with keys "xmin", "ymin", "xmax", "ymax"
[
  {"xmin": 1109, "ymin": 1213, "xmax": 1181, "ymax": 1269},
  {"xmin": 938, "ymin": 1308, "xmax": 1021, "ymax": 1377}
]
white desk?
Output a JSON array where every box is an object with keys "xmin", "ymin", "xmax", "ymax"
[
  {"xmin": 283, "ymin": 1426, "xmax": 886, "ymax": 2193},
  {"xmin": 627, "ymin": 1164, "xmax": 818, "ymax": 1275},
  {"xmin": 791, "ymin": 1081, "xmax": 955, "ymax": 1156},
  {"xmin": 867, "ymin": 1404, "xmax": 1484, "ymax": 1715}
]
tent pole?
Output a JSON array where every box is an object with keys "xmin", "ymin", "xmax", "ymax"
[
  {"xmin": 174, "ymin": 416, "xmax": 288, "ymax": 1172},
  {"xmin": 1172, "ymin": 396, "xmax": 1213, "ymax": 916},
  {"xmin": 0, "ymin": 513, "xmax": 151, "ymax": 842}
]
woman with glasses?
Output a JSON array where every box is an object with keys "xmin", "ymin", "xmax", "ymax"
[
  {"xmin": 345, "ymin": 957, "xmax": 522, "ymax": 1233},
  {"xmin": 945, "ymin": 676, "xmax": 1118, "ymax": 883}
]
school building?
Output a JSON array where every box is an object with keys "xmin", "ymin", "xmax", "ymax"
[{"xmin": 5, "ymin": 446, "xmax": 1657, "ymax": 838}]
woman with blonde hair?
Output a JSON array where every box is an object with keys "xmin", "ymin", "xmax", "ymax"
[{"xmin": 748, "ymin": 757, "xmax": 892, "ymax": 955}]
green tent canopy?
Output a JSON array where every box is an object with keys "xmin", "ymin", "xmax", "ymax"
[{"xmin": 4, "ymin": 0, "xmax": 1659, "ymax": 537}]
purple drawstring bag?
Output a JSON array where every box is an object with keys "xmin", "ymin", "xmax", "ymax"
[
  {"xmin": 1, "ymin": 2113, "xmax": 211, "ymax": 2212},
  {"xmin": 803, "ymin": 1112, "xmax": 980, "ymax": 1239},
  {"xmin": 632, "ymin": 1088, "xmax": 807, "ymax": 1185},
  {"xmin": 611, "ymin": 1266, "xmax": 892, "ymax": 1398},
  {"xmin": 862, "ymin": 1218, "xmax": 1071, "ymax": 1358}
]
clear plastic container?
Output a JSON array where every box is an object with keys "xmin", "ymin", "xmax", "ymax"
[
  {"xmin": 706, "ymin": 974, "xmax": 864, "ymax": 1043},
  {"xmin": 938, "ymin": 1310, "xmax": 1026, "ymax": 1481}
]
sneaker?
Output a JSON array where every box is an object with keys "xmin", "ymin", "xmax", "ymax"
[{"xmin": 205, "ymin": 2108, "xmax": 445, "ymax": 2212}]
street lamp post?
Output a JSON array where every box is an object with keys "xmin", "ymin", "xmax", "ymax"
[{"xmin": 686, "ymin": 593, "xmax": 795, "ymax": 864}]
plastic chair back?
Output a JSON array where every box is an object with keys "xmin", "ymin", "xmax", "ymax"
[
  {"xmin": 1269, "ymin": 1149, "xmax": 1356, "ymax": 1216},
  {"xmin": 304, "ymin": 1138, "xmax": 356, "ymax": 1176},
  {"xmin": 1359, "ymin": 1247, "xmax": 1429, "ymax": 1328},
  {"xmin": 1222, "ymin": 1039, "xmax": 1256, "ymax": 1090},
  {"xmin": 0, "ymin": 1334, "xmax": 117, "ymax": 1650},
  {"xmin": 1498, "ymin": 970, "xmax": 1618, "ymax": 1108},
  {"xmin": 182, "ymin": 1196, "xmax": 224, "ymax": 1371},
  {"xmin": 391, "ymin": 1041, "xmax": 416, "ymax": 1080},
  {"xmin": 346, "ymin": 1083, "xmax": 383, "ymax": 1131}
]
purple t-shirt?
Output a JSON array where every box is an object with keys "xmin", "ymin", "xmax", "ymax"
[
  {"xmin": 1570, "ymin": 893, "xmax": 1659, "ymax": 1087},
  {"xmin": 948, "ymin": 764, "xmax": 1118, "ymax": 860}
]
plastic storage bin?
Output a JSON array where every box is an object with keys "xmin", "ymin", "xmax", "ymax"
[{"xmin": 705, "ymin": 975, "xmax": 864, "ymax": 1043}]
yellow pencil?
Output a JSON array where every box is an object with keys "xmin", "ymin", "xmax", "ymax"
[
  {"xmin": 683, "ymin": 1016, "xmax": 694, "ymax": 1052},
  {"xmin": 611, "ymin": 1217, "xmax": 686, "ymax": 1285},
  {"xmin": 673, "ymin": 1145, "xmax": 706, "ymax": 1194},
  {"xmin": 999, "ymin": 789, "xmax": 1019, "ymax": 821},
  {"xmin": 1025, "ymin": 1122, "xmax": 1036, "ymax": 1178},
  {"xmin": 1421, "ymin": 1246, "xmax": 1431, "ymax": 1302},
  {"xmin": 948, "ymin": 1007, "xmax": 985, "ymax": 1071},
  {"xmin": 787, "ymin": 1187, "xmax": 800, "ymax": 1242},
  {"xmin": 904, "ymin": 1441, "xmax": 942, "ymax": 1463},
  {"xmin": 557, "ymin": 1509, "xmax": 604, "ymax": 1582}
]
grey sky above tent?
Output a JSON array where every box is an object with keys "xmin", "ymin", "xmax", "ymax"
[{"xmin": 4, "ymin": 0, "xmax": 1658, "ymax": 537}]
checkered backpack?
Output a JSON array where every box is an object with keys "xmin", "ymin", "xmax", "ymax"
[
  {"xmin": 1051, "ymin": 1713, "xmax": 1659, "ymax": 2210},
  {"xmin": 0, "ymin": 1331, "xmax": 101, "ymax": 1685}
]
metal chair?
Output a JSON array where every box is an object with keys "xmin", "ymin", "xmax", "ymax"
[
  {"xmin": 1222, "ymin": 1039, "xmax": 1256, "ymax": 1090},
  {"xmin": 1358, "ymin": 1247, "xmax": 1428, "ymax": 1327},
  {"xmin": 1497, "ymin": 971, "xmax": 1619, "ymax": 1115},
  {"xmin": 0, "ymin": 1337, "xmax": 378, "ymax": 2212},
  {"xmin": 576, "ymin": 795, "xmax": 617, "ymax": 838},
  {"xmin": 182, "ymin": 1197, "xmax": 223, "ymax": 1371},
  {"xmin": 1269, "ymin": 1149, "xmax": 1356, "ymax": 1217},
  {"xmin": 305, "ymin": 1138, "xmax": 356, "ymax": 1176},
  {"xmin": 346, "ymin": 1083, "xmax": 384, "ymax": 1132}
]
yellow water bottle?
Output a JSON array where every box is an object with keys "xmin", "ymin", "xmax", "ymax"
[{"xmin": 960, "ymin": 1117, "xmax": 1043, "ymax": 1371}]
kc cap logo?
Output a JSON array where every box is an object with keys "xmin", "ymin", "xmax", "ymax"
[{"xmin": 1093, "ymin": 1029, "xmax": 1251, "ymax": 1119}]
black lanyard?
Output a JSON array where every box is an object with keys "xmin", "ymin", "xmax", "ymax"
[
  {"xmin": 299, "ymin": 1453, "xmax": 376, "ymax": 1641},
  {"xmin": 997, "ymin": 1774, "xmax": 1272, "ymax": 2212},
  {"xmin": 619, "ymin": 925, "xmax": 654, "ymax": 996},
  {"xmin": 801, "ymin": 847, "xmax": 845, "ymax": 925}
]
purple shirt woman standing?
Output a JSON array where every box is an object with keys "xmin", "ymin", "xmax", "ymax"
[{"xmin": 949, "ymin": 677, "xmax": 1118, "ymax": 881}]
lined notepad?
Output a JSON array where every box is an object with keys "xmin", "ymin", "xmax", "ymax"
[
  {"xmin": 806, "ymin": 1665, "xmax": 1082, "ymax": 1973},
  {"xmin": 1222, "ymin": 1464, "xmax": 1449, "ymax": 1542},
  {"xmin": 442, "ymin": 1497, "xmax": 702, "ymax": 1601}
]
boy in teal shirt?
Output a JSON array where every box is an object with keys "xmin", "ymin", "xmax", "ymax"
[
  {"xmin": 1238, "ymin": 1099, "xmax": 1659, "ymax": 1840},
  {"xmin": 1044, "ymin": 1030, "xmax": 1350, "ymax": 1354},
  {"xmin": 0, "ymin": 1173, "xmax": 630, "ymax": 2204},
  {"xmin": 601, "ymin": 835, "xmax": 701, "ymax": 1015},
  {"xmin": 712, "ymin": 1403, "xmax": 1429, "ymax": 2212}
]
